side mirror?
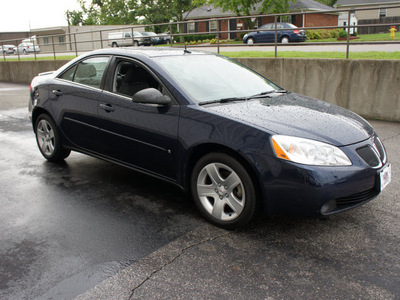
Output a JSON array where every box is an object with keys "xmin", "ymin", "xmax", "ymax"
[{"xmin": 132, "ymin": 88, "xmax": 171, "ymax": 105}]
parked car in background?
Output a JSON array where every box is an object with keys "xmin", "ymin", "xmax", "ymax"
[
  {"xmin": 243, "ymin": 22, "xmax": 307, "ymax": 44},
  {"xmin": 13, "ymin": 43, "xmax": 40, "ymax": 54},
  {"xmin": 140, "ymin": 32, "xmax": 171, "ymax": 45},
  {"xmin": 108, "ymin": 31, "xmax": 152, "ymax": 47},
  {"xmin": 1, "ymin": 44, "xmax": 16, "ymax": 54},
  {"xmin": 29, "ymin": 48, "xmax": 390, "ymax": 229}
]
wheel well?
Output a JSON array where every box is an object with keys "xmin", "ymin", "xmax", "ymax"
[
  {"xmin": 31, "ymin": 107, "xmax": 50, "ymax": 129},
  {"xmin": 184, "ymin": 143, "xmax": 262, "ymax": 203}
]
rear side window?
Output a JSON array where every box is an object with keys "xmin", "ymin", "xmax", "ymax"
[{"xmin": 59, "ymin": 56, "xmax": 110, "ymax": 89}]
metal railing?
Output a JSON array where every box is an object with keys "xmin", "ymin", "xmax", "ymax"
[{"xmin": 1, "ymin": 4, "xmax": 399, "ymax": 61}]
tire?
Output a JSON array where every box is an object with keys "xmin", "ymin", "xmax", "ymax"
[
  {"xmin": 35, "ymin": 114, "xmax": 70, "ymax": 162},
  {"xmin": 112, "ymin": 42, "xmax": 118, "ymax": 48},
  {"xmin": 281, "ymin": 36, "xmax": 289, "ymax": 44},
  {"xmin": 246, "ymin": 38, "xmax": 255, "ymax": 45},
  {"xmin": 134, "ymin": 41, "xmax": 139, "ymax": 47},
  {"xmin": 191, "ymin": 153, "xmax": 259, "ymax": 229}
]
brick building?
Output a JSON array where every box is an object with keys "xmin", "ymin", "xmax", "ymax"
[{"xmin": 183, "ymin": 0, "xmax": 338, "ymax": 39}]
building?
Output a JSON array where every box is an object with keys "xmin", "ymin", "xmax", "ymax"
[
  {"xmin": 183, "ymin": 0, "xmax": 338, "ymax": 40},
  {"xmin": 30, "ymin": 25, "xmax": 145, "ymax": 53},
  {"xmin": 336, "ymin": 0, "xmax": 400, "ymax": 34}
]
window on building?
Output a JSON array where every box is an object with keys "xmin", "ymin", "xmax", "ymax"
[
  {"xmin": 43, "ymin": 37, "xmax": 49, "ymax": 45},
  {"xmin": 58, "ymin": 36, "xmax": 65, "ymax": 45},
  {"xmin": 209, "ymin": 20, "xmax": 218, "ymax": 32},
  {"xmin": 379, "ymin": 8, "xmax": 387, "ymax": 18},
  {"xmin": 187, "ymin": 22, "xmax": 196, "ymax": 33},
  {"xmin": 279, "ymin": 15, "xmax": 292, "ymax": 23}
]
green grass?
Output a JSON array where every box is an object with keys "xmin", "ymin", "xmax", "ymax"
[
  {"xmin": 222, "ymin": 51, "xmax": 400, "ymax": 60},
  {"xmin": 306, "ymin": 32, "xmax": 400, "ymax": 43}
]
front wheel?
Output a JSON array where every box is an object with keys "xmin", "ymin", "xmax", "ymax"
[
  {"xmin": 246, "ymin": 38, "xmax": 255, "ymax": 45},
  {"xmin": 35, "ymin": 114, "xmax": 70, "ymax": 162},
  {"xmin": 191, "ymin": 153, "xmax": 259, "ymax": 229}
]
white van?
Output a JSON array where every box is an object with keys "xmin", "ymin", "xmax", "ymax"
[{"xmin": 107, "ymin": 32, "xmax": 151, "ymax": 47}]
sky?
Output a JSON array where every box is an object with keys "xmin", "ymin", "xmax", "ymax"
[{"xmin": 0, "ymin": 0, "xmax": 82, "ymax": 32}]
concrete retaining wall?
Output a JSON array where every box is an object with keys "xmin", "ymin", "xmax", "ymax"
[
  {"xmin": 1, "ymin": 58, "xmax": 399, "ymax": 121},
  {"xmin": 235, "ymin": 58, "xmax": 400, "ymax": 122}
]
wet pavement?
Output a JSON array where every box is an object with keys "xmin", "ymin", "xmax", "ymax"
[
  {"xmin": 0, "ymin": 83, "xmax": 202, "ymax": 299},
  {"xmin": 1, "ymin": 82, "xmax": 400, "ymax": 299}
]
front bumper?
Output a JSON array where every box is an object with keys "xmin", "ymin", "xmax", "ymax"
[{"xmin": 253, "ymin": 136, "xmax": 388, "ymax": 216}]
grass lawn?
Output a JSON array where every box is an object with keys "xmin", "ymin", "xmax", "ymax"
[
  {"xmin": 222, "ymin": 51, "xmax": 400, "ymax": 60},
  {"xmin": 305, "ymin": 32, "xmax": 400, "ymax": 43}
]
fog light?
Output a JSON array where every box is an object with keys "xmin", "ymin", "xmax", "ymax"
[{"xmin": 321, "ymin": 200, "xmax": 337, "ymax": 214}]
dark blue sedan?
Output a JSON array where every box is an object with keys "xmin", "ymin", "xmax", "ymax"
[
  {"xmin": 243, "ymin": 22, "xmax": 307, "ymax": 44},
  {"xmin": 29, "ymin": 48, "xmax": 391, "ymax": 229}
]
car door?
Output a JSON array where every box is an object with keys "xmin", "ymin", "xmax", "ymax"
[
  {"xmin": 50, "ymin": 56, "xmax": 110, "ymax": 152},
  {"xmin": 97, "ymin": 58, "xmax": 180, "ymax": 181},
  {"xmin": 257, "ymin": 24, "xmax": 274, "ymax": 43}
]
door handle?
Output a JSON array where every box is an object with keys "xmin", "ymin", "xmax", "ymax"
[
  {"xmin": 52, "ymin": 90, "xmax": 63, "ymax": 96},
  {"xmin": 100, "ymin": 103, "xmax": 115, "ymax": 112}
]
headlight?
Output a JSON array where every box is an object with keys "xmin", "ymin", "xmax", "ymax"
[
  {"xmin": 271, "ymin": 135, "xmax": 352, "ymax": 166},
  {"xmin": 243, "ymin": 34, "xmax": 248, "ymax": 39}
]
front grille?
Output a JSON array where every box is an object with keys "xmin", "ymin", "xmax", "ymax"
[
  {"xmin": 356, "ymin": 145, "xmax": 381, "ymax": 167},
  {"xmin": 336, "ymin": 186, "xmax": 379, "ymax": 208}
]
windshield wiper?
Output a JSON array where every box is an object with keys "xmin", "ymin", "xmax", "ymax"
[
  {"xmin": 198, "ymin": 90, "xmax": 290, "ymax": 106},
  {"xmin": 198, "ymin": 97, "xmax": 248, "ymax": 106},
  {"xmin": 248, "ymin": 89, "xmax": 290, "ymax": 99}
]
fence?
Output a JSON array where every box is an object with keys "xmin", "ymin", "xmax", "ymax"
[
  {"xmin": 1, "ymin": 4, "xmax": 400, "ymax": 62},
  {"xmin": 358, "ymin": 16, "xmax": 400, "ymax": 34}
]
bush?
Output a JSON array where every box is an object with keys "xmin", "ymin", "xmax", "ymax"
[
  {"xmin": 240, "ymin": 32, "xmax": 248, "ymax": 40},
  {"xmin": 210, "ymin": 38, "xmax": 217, "ymax": 44},
  {"xmin": 305, "ymin": 29, "xmax": 340, "ymax": 40},
  {"xmin": 338, "ymin": 30, "xmax": 348, "ymax": 38}
]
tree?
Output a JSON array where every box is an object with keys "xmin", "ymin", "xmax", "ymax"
[
  {"xmin": 66, "ymin": 0, "xmax": 137, "ymax": 26},
  {"xmin": 208, "ymin": 0, "xmax": 294, "ymax": 29}
]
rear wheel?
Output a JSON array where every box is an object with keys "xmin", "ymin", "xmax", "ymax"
[
  {"xmin": 281, "ymin": 36, "xmax": 289, "ymax": 44},
  {"xmin": 112, "ymin": 42, "xmax": 118, "ymax": 47},
  {"xmin": 35, "ymin": 114, "xmax": 70, "ymax": 162},
  {"xmin": 191, "ymin": 153, "xmax": 259, "ymax": 229},
  {"xmin": 134, "ymin": 41, "xmax": 139, "ymax": 47}
]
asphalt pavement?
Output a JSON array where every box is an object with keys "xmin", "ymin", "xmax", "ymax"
[{"xmin": 1, "ymin": 82, "xmax": 399, "ymax": 299}]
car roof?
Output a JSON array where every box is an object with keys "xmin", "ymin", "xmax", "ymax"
[{"xmin": 84, "ymin": 47, "xmax": 211, "ymax": 59}]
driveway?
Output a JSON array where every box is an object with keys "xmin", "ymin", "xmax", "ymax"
[{"xmin": 1, "ymin": 82, "xmax": 399, "ymax": 299}]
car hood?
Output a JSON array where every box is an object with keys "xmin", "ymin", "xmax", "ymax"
[{"xmin": 205, "ymin": 93, "xmax": 374, "ymax": 146}]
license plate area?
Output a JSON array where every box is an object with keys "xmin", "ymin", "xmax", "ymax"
[{"xmin": 380, "ymin": 164, "xmax": 391, "ymax": 191}]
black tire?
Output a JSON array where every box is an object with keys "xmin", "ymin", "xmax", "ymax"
[
  {"xmin": 35, "ymin": 114, "xmax": 70, "ymax": 162},
  {"xmin": 134, "ymin": 41, "xmax": 139, "ymax": 47},
  {"xmin": 112, "ymin": 42, "xmax": 118, "ymax": 48},
  {"xmin": 191, "ymin": 152, "xmax": 259, "ymax": 229},
  {"xmin": 23, "ymin": 49, "xmax": 27, "ymax": 55}
]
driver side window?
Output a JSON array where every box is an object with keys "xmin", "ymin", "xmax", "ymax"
[{"xmin": 113, "ymin": 60, "xmax": 160, "ymax": 98}]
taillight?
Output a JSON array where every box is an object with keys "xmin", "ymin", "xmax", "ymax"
[{"xmin": 293, "ymin": 30, "xmax": 299, "ymax": 34}]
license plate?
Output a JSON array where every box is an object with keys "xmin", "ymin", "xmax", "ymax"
[{"xmin": 380, "ymin": 164, "xmax": 391, "ymax": 191}]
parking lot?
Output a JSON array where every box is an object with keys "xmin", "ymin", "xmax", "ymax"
[{"xmin": 0, "ymin": 82, "xmax": 399, "ymax": 299}]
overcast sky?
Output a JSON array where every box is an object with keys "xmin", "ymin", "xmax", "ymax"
[{"xmin": 0, "ymin": 0, "xmax": 81, "ymax": 32}]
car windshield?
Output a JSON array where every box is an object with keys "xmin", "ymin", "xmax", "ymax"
[{"xmin": 155, "ymin": 55, "xmax": 280, "ymax": 104}]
